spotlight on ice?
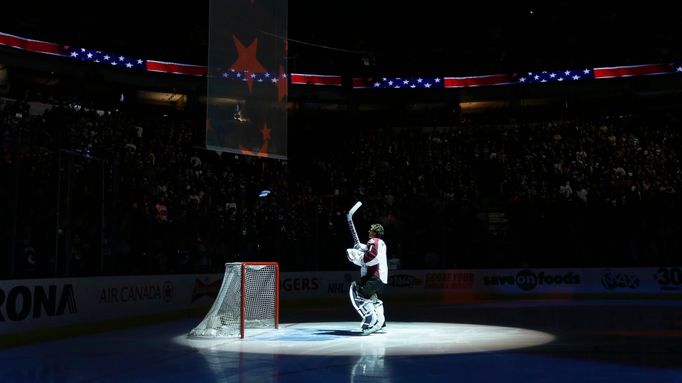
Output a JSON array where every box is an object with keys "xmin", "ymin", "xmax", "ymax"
[{"xmin": 259, "ymin": 190, "xmax": 271, "ymax": 198}]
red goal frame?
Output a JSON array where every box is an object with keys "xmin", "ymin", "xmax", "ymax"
[{"xmin": 240, "ymin": 262, "xmax": 279, "ymax": 338}]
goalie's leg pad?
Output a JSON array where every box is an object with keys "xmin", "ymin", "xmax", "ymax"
[
  {"xmin": 359, "ymin": 295, "xmax": 385, "ymax": 335},
  {"xmin": 350, "ymin": 282, "xmax": 372, "ymax": 317},
  {"xmin": 350, "ymin": 282, "xmax": 378, "ymax": 329},
  {"xmin": 360, "ymin": 301, "xmax": 378, "ymax": 328},
  {"xmin": 360, "ymin": 295, "xmax": 384, "ymax": 335},
  {"xmin": 374, "ymin": 299, "xmax": 385, "ymax": 330},
  {"xmin": 349, "ymin": 282, "xmax": 363, "ymax": 317}
]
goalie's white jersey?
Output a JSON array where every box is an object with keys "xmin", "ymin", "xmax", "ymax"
[{"xmin": 363, "ymin": 238, "xmax": 388, "ymax": 284}]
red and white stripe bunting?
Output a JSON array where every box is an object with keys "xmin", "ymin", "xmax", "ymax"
[
  {"xmin": 0, "ymin": 32, "xmax": 67, "ymax": 56},
  {"xmin": 290, "ymin": 73, "xmax": 342, "ymax": 86},
  {"xmin": 146, "ymin": 60, "xmax": 208, "ymax": 76}
]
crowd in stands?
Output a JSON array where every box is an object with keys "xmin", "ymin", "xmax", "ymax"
[{"xmin": 1, "ymin": 94, "xmax": 680, "ymax": 278}]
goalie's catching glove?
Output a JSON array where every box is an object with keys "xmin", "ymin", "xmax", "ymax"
[{"xmin": 346, "ymin": 248, "xmax": 365, "ymax": 266}]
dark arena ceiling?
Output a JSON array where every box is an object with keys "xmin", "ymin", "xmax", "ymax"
[{"xmin": 3, "ymin": 2, "xmax": 680, "ymax": 77}]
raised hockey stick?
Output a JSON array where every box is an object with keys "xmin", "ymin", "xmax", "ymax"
[{"xmin": 347, "ymin": 201, "xmax": 363, "ymax": 247}]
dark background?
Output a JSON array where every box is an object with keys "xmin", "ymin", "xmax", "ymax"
[
  {"xmin": 1, "ymin": 2, "xmax": 681, "ymax": 278},
  {"xmin": 4, "ymin": 2, "xmax": 680, "ymax": 74}
]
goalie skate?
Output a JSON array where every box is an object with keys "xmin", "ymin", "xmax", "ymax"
[{"xmin": 362, "ymin": 322, "xmax": 382, "ymax": 336}]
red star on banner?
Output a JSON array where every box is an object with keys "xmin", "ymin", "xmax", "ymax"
[
  {"xmin": 239, "ymin": 144, "xmax": 270, "ymax": 157},
  {"xmin": 239, "ymin": 122, "xmax": 271, "ymax": 157},
  {"xmin": 261, "ymin": 123, "xmax": 271, "ymax": 141},
  {"xmin": 231, "ymin": 35, "xmax": 267, "ymax": 93}
]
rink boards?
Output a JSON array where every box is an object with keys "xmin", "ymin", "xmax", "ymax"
[{"xmin": 0, "ymin": 267, "xmax": 680, "ymax": 338}]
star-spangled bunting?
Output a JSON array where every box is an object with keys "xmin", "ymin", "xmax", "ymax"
[
  {"xmin": 353, "ymin": 77, "xmax": 443, "ymax": 89},
  {"xmin": 67, "ymin": 47, "xmax": 146, "ymax": 70},
  {"xmin": 3, "ymin": 31, "xmax": 682, "ymax": 89},
  {"xmin": 220, "ymin": 68, "xmax": 286, "ymax": 85},
  {"xmin": 519, "ymin": 69, "xmax": 594, "ymax": 83}
]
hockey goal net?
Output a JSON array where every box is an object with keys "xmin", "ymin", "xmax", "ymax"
[{"xmin": 189, "ymin": 262, "xmax": 279, "ymax": 338}]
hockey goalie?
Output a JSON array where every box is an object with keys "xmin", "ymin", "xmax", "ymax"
[{"xmin": 346, "ymin": 223, "xmax": 388, "ymax": 335}]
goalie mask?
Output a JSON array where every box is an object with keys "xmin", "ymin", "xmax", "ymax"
[{"xmin": 369, "ymin": 224, "xmax": 384, "ymax": 237}]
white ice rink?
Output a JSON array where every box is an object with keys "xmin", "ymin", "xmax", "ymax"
[{"xmin": 1, "ymin": 300, "xmax": 682, "ymax": 382}]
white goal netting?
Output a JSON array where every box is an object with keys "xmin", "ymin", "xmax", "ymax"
[{"xmin": 189, "ymin": 262, "xmax": 279, "ymax": 338}]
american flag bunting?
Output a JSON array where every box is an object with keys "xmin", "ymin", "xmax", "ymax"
[
  {"xmin": 518, "ymin": 69, "xmax": 594, "ymax": 83},
  {"xmin": 353, "ymin": 77, "xmax": 443, "ymax": 89},
  {"xmin": 67, "ymin": 47, "xmax": 146, "ymax": 70},
  {"xmin": 3, "ymin": 31, "xmax": 682, "ymax": 87}
]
